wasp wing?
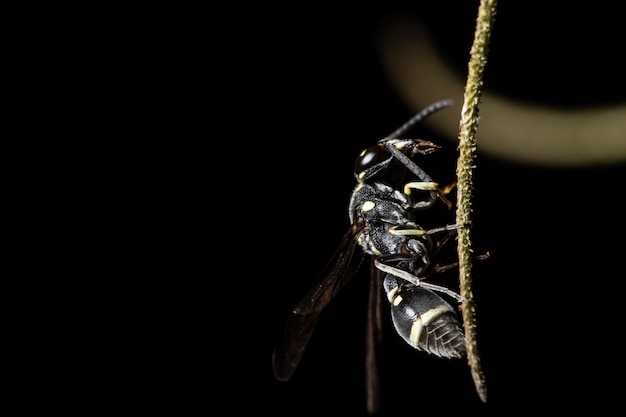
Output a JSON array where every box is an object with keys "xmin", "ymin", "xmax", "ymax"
[
  {"xmin": 272, "ymin": 223, "xmax": 366, "ymax": 382},
  {"xmin": 365, "ymin": 259, "xmax": 384, "ymax": 414},
  {"xmin": 272, "ymin": 310, "xmax": 322, "ymax": 382}
]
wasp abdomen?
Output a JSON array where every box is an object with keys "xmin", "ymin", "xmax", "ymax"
[{"xmin": 384, "ymin": 278, "xmax": 466, "ymax": 358}]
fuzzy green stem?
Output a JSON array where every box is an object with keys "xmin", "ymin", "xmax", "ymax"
[{"xmin": 456, "ymin": 0, "xmax": 498, "ymax": 404}]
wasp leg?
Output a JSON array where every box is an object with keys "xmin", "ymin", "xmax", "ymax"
[
  {"xmin": 373, "ymin": 257, "xmax": 465, "ymax": 303},
  {"xmin": 403, "ymin": 181, "xmax": 439, "ymax": 195},
  {"xmin": 365, "ymin": 263, "xmax": 383, "ymax": 414},
  {"xmin": 437, "ymin": 181, "xmax": 456, "ymax": 196},
  {"xmin": 428, "ymin": 252, "xmax": 491, "ymax": 276},
  {"xmin": 403, "ymin": 181, "xmax": 455, "ymax": 209},
  {"xmin": 388, "ymin": 223, "xmax": 464, "ymax": 260},
  {"xmin": 381, "ymin": 140, "xmax": 440, "ymax": 209},
  {"xmin": 388, "ymin": 222, "xmax": 465, "ymax": 237}
]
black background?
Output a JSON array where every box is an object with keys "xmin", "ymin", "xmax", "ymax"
[
  {"xmin": 202, "ymin": 1, "xmax": 625, "ymax": 415},
  {"xmin": 17, "ymin": 2, "xmax": 625, "ymax": 414}
]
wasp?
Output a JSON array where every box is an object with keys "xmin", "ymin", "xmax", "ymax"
[{"xmin": 272, "ymin": 99, "xmax": 474, "ymax": 413}]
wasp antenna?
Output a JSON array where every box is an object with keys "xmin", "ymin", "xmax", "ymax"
[{"xmin": 382, "ymin": 99, "xmax": 454, "ymax": 141}]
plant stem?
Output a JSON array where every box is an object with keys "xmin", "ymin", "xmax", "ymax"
[{"xmin": 456, "ymin": 0, "xmax": 498, "ymax": 404}]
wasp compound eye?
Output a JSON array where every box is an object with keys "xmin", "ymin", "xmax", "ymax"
[
  {"xmin": 355, "ymin": 143, "xmax": 410, "ymax": 186},
  {"xmin": 354, "ymin": 144, "xmax": 392, "ymax": 179}
]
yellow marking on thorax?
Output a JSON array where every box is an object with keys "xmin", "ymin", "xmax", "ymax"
[
  {"xmin": 390, "ymin": 291, "xmax": 401, "ymax": 305},
  {"xmin": 361, "ymin": 201, "xmax": 375, "ymax": 212}
]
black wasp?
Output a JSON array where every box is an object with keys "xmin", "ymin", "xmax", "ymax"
[{"xmin": 273, "ymin": 99, "xmax": 470, "ymax": 413}]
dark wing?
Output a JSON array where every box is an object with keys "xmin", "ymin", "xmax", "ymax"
[
  {"xmin": 365, "ymin": 259, "xmax": 384, "ymax": 414},
  {"xmin": 272, "ymin": 223, "xmax": 366, "ymax": 381},
  {"xmin": 272, "ymin": 310, "xmax": 322, "ymax": 382}
]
